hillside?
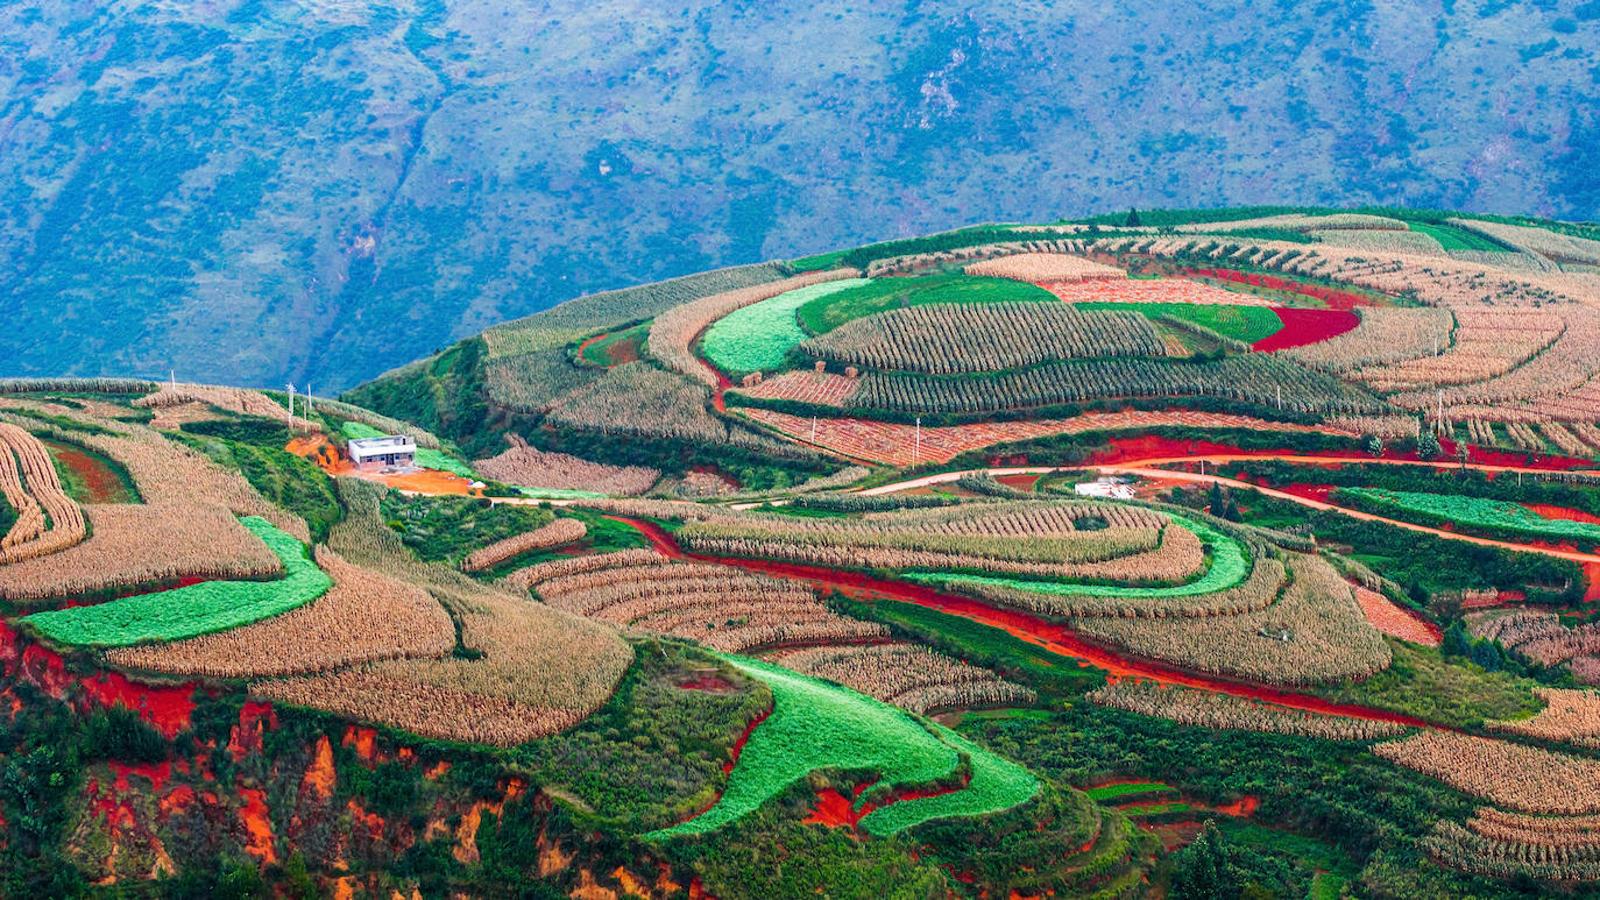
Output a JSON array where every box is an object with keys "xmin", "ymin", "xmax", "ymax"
[
  {"xmin": 4, "ymin": 1, "xmax": 1598, "ymax": 390},
  {"xmin": 12, "ymin": 210, "xmax": 1600, "ymax": 895}
]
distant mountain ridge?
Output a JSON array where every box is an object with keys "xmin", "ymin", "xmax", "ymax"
[{"xmin": 2, "ymin": 0, "xmax": 1596, "ymax": 390}]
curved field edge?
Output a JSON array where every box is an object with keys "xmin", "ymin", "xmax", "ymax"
[
  {"xmin": 1338, "ymin": 487, "xmax": 1600, "ymax": 544},
  {"xmin": 646, "ymin": 655, "xmax": 1037, "ymax": 839},
  {"xmin": 857, "ymin": 722, "xmax": 1040, "ymax": 836},
  {"xmin": 22, "ymin": 516, "xmax": 331, "ymax": 647},
  {"xmin": 907, "ymin": 513, "xmax": 1248, "ymax": 598},
  {"xmin": 700, "ymin": 278, "xmax": 870, "ymax": 374}
]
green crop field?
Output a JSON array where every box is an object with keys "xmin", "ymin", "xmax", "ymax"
[
  {"xmin": 23, "ymin": 517, "xmax": 331, "ymax": 647},
  {"xmin": 1337, "ymin": 488, "xmax": 1600, "ymax": 543},
  {"xmin": 1085, "ymin": 781, "xmax": 1179, "ymax": 802},
  {"xmin": 648, "ymin": 656, "xmax": 1036, "ymax": 839},
  {"xmin": 340, "ymin": 420, "xmax": 477, "ymax": 478},
  {"xmin": 1076, "ymin": 301, "xmax": 1283, "ymax": 344},
  {"xmin": 795, "ymin": 275, "xmax": 1057, "ymax": 335},
  {"xmin": 858, "ymin": 723, "xmax": 1039, "ymax": 836},
  {"xmin": 700, "ymin": 279, "xmax": 868, "ymax": 373},
  {"xmin": 909, "ymin": 515, "xmax": 1249, "ymax": 598},
  {"xmin": 1406, "ymin": 221, "xmax": 1509, "ymax": 252}
]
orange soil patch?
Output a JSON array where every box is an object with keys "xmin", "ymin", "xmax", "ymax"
[
  {"xmin": 1354, "ymin": 586, "xmax": 1441, "ymax": 646},
  {"xmin": 1526, "ymin": 503, "xmax": 1600, "ymax": 526},
  {"xmin": 741, "ymin": 408, "xmax": 1347, "ymax": 467},
  {"xmin": 802, "ymin": 777, "xmax": 968, "ymax": 831},
  {"xmin": 238, "ymin": 787, "xmax": 277, "ymax": 864},
  {"xmin": 343, "ymin": 725, "xmax": 379, "ymax": 763},
  {"xmin": 42, "ymin": 438, "xmax": 133, "ymax": 503},
  {"xmin": 229, "ymin": 700, "xmax": 277, "ymax": 762},
  {"xmin": 426, "ymin": 760, "xmax": 452, "ymax": 780},
  {"xmin": 303, "ymin": 735, "xmax": 336, "ymax": 801},
  {"xmin": 286, "ymin": 433, "xmax": 480, "ymax": 496},
  {"xmin": 1213, "ymin": 795, "xmax": 1260, "ymax": 817},
  {"xmin": 347, "ymin": 798, "xmax": 386, "ymax": 841}
]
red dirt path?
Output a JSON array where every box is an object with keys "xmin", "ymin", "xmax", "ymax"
[
  {"xmin": 1253, "ymin": 307, "xmax": 1360, "ymax": 352},
  {"xmin": 613, "ymin": 518, "xmax": 1433, "ymax": 730}
]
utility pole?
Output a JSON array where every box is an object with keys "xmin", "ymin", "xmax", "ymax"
[
  {"xmin": 286, "ymin": 383, "xmax": 296, "ymax": 433},
  {"xmin": 811, "ymin": 415, "xmax": 817, "ymax": 445},
  {"xmin": 914, "ymin": 417, "xmax": 922, "ymax": 468}
]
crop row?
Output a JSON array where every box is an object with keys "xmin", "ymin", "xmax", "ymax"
[
  {"xmin": 472, "ymin": 434, "xmax": 659, "ymax": 496},
  {"xmin": 1087, "ymin": 679, "xmax": 1405, "ymax": 740},
  {"xmin": 107, "ymin": 546, "xmax": 456, "ymax": 678},
  {"xmin": 1285, "ymin": 307, "xmax": 1454, "ymax": 374},
  {"xmin": 460, "ymin": 517, "xmax": 587, "ymax": 573},
  {"xmin": 801, "ymin": 302, "xmax": 1165, "ymax": 375},
  {"xmin": 861, "ymin": 237, "xmax": 1090, "ymax": 277},
  {"xmin": 852, "ymin": 353, "xmax": 1386, "ymax": 416},
  {"xmin": 1486, "ymin": 688, "xmax": 1600, "ymax": 748},
  {"xmin": 1471, "ymin": 807, "xmax": 1600, "ymax": 848},
  {"xmin": 647, "ymin": 269, "xmax": 857, "ymax": 387},
  {"xmin": 769, "ymin": 642, "xmax": 1034, "ymax": 713},
  {"xmin": 1396, "ymin": 307, "xmax": 1600, "ymax": 412},
  {"xmin": 1469, "ymin": 610, "xmax": 1600, "ymax": 668},
  {"xmin": 1427, "ymin": 820, "xmax": 1600, "ymax": 882},
  {"xmin": 528, "ymin": 553, "xmax": 887, "ymax": 653},
  {"xmin": 700, "ymin": 278, "xmax": 867, "ymax": 374},
  {"xmin": 542, "ymin": 362, "xmax": 797, "ymax": 454},
  {"xmin": 0, "ymin": 423, "xmax": 87, "ymax": 563},
  {"xmin": 1374, "ymin": 731, "xmax": 1600, "ymax": 815},
  {"xmin": 1073, "ymin": 554, "xmax": 1390, "ymax": 685}
]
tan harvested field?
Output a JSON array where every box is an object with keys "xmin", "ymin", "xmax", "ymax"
[
  {"xmin": 1287, "ymin": 307, "xmax": 1454, "ymax": 374},
  {"xmin": 107, "ymin": 547, "xmax": 456, "ymax": 678},
  {"xmin": 1072, "ymin": 554, "xmax": 1390, "ymax": 685},
  {"xmin": 1488, "ymin": 689, "xmax": 1600, "ymax": 748},
  {"xmin": 767, "ymin": 642, "xmax": 1034, "ymax": 714},
  {"xmin": 0, "ymin": 408, "xmax": 308, "ymax": 601},
  {"xmin": 251, "ymin": 480, "xmax": 632, "ymax": 746},
  {"xmin": 963, "ymin": 252, "xmax": 1125, "ymax": 282},
  {"xmin": 731, "ymin": 370, "xmax": 862, "ymax": 407},
  {"xmin": 741, "ymin": 408, "xmax": 1349, "ymax": 466},
  {"xmin": 461, "ymin": 517, "xmax": 587, "ymax": 572},
  {"xmin": 522, "ymin": 551, "xmax": 887, "ymax": 653},
  {"xmin": 0, "ymin": 422, "xmax": 87, "ymax": 563},
  {"xmin": 472, "ymin": 435, "xmax": 659, "ymax": 495},
  {"xmin": 1087, "ymin": 679, "xmax": 1405, "ymax": 740},
  {"xmin": 1375, "ymin": 731, "xmax": 1600, "ymax": 815}
]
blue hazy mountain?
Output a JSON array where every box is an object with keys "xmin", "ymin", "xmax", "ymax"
[{"xmin": 2, "ymin": 0, "xmax": 1596, "ymax": 389}]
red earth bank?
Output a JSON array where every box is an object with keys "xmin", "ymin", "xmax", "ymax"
[{"xmin": 1253, "ymin": 307, "xmax": 1360, "ymax": 352}]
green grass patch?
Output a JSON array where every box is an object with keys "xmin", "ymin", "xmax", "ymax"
[
  {"xmin": 649, "ymin": 656, "xmax": 1037, "ymax": 839},
  {"xmin": 340, "ymin": 420, "xmax": 477, "ymax": 478},
  {"xmin": 908, "ymin": 514, "xmax": 1248, "ymax": 598},
  {"xmin": 1086, "ymin": 782, "xmax": 1178, "ymax": 802},
  {"xmin": 1119, "ymin": 801, "xmax": 1191, "ymax": 818},
  {"xmin": 858, "ymin": 723, "xmax": 1039, "ymax": 836},
  {"xmin": 1318, "ymin": 641, "xmax": 1542, "ymax": 729},
  {"xmin": 1407, "ymin": 221, "xmax": 1509, "ymax": 252},
  {"xmin": 700, "ymin": 279, "xmax": 868, "ymax": 374},
  {"xmin": 380, "ymin": 491, "xmax": 554, "ymax": 565},
  {"xmin": 796, "ymin": 275, "xmax": 1056, "ymax": 335},
  {"xmin": 175, "ymin": 432, "xmax": 340, "ymax": 542},
  {"xmin": 1338, "ymin": 487, "xmax": 1600, "ymax": 544},
  {"xmin": 22, "ymin": 517, "xmax": 330, "ymax": 647},
  {"xmin": 1077, "ymin": 301, "xmax": 1283, "ymax": 343}
]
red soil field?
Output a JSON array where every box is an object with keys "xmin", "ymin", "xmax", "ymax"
[
  {"xmin": 615, "ymin": 518, "xmax": 1432, "ymax": 730},
  {"xmin": 724, "ymin": 707, "xmax": 772, "ymax": 775},
  {"xmin": 0, "ymin": 619, "xmax": 196, "ymax": 736},
  {"xmin": 1353, "ymin": 586, "xmax": 1441, "ymax": 646},
  {"xmin": 43, "ymin": 438, "xmax": 134, "ymax": 503},
  {"xmin": 677, "ymin": 672, "xmax": 739, "ymax": 693},
  {"xmin": 1178, "ymin": 267, "xmax": 1378, "ymax": 311},
  {"xmin": 1252, "ymin": 307, "xmax": 1360, "ymax": 352},
  {"xmin": 1525, "ymin": 503, "xmax": 1600, "ymax": 526}
]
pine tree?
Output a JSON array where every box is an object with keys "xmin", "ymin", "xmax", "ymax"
[{"xmin": 1125, "ymin": 208, "xmax": 1143, "ymax": 227}]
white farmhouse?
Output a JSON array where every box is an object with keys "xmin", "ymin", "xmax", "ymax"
[{"xmin": 348, "ymin": 434, "xmax": 416, "ymax": 471}]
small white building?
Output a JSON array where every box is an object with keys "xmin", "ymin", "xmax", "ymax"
[
  {"xmin": 349, "ymin": 435, "xmax": 416, "ymax": 471},
  {"xmin": 1074, "ymin": 477, "xmax": 1136, "ymax": 500}
]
